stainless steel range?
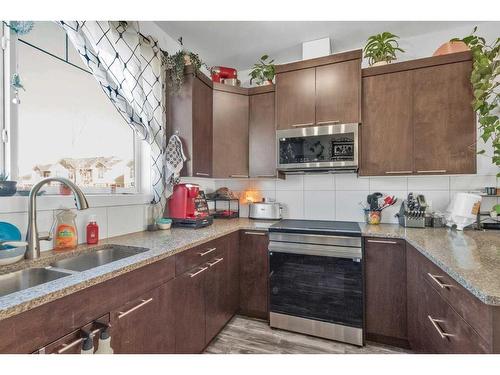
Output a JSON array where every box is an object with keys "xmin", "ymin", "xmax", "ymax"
[{"xmin": 268, "ymin": 219, "xmax": 363, "ymax": 346}]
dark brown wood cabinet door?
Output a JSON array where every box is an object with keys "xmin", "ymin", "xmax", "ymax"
[
  {"xmin": 174, "ymin": 266, "xmax": 207, "ymax": 353},
  {"xmin": 276, "ymin": 68, "xmax": 316, "ymax": 130},
  {"xmin": 249, "ymin": 92, "xmax": 276, "ymax": 177},
  {"xmin": 192, "ymin": 77, "xmax": 213, "ymax": 177},
  {"xmin": 226, "ymin": 232, "xmax": 240, "ymax": 316},
  {"xmin": 111, "ymin": 287, "xmax": 164, "ymax": 354},
  {"xmin": 360, "ymin": 70, "xmax": 413, "ymax": 176},
  {"xmin": 213, "ymin": 90, "xmax": 249, "ymax": 177},
  {"xmin": 412, "ymin": 61, "xmax": 476, "ymax": 175},
  {"xmin": 239, "ymin": 231, "xmax": 269, "ymax": 319},
  {"xmin": 315, "ymin": 59, "xmax": 361, "ymax": 124},
  {"xmin": 364, "ymin": 238, "xmax": 408, "ymax": 347},
  {"xmin": 205, "ymin": 249, "xmax": 229, "ymax": 345}
]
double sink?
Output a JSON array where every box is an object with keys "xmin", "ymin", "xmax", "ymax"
[{"xmin": 0, "ymin": 245, "xmax": 149, "ymax": 298}]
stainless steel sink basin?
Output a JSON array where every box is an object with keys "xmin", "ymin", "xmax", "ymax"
[
  {"xmin": 0, "ymin": 268, "xmax": 71, "ymax": 298},
  {"xmin": 50, "ymin": 245, "xmax": 149, "ymax": 272}
]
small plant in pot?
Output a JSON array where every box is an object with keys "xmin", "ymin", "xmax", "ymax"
[
  {"xmin": 249, "ymin": 55, "xmax": 276, "ymax": 86},
  {"xmin": 0, "ymin": 173, "xmax": 17, "ymax": 197},
  {"xmin": 363, "ymin": 32, "xmax": 405, "ymax": 67},
  {"xmin": 164, "ymin": 37, "xmax": 207, "ymax": 94}
]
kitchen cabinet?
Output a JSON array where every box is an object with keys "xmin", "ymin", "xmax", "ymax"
[
  {"xmin": 315, "ymin": 59, "xmax": 361, "ymax": 124},
  {"xmin": 239, "ymin": 230, "xmax": 269, "ymax": 319},
  {"xmin": 364, "ymin": 238, "xmax": 408, "ymax": 348},
  {"xmin": 275, "ymin": 50, "xmax": 362, "ymax": 130},
  {"xmin": 276, "ymin": 67, "xmax": 316, "ymax": 130},
  {"xmin": 360, "ymin": 70, "xmax": 413, "ymax": 176},
  {"xmin": 360, "ymin": 51, "xmax": 475, "ymax": 176},
  {"xmin": 412, "ymin": 61, "xmax": 476, "ymax": 175},
  {"xmin": 249, "ymin": 88, "xmax": 276, "ymax": 177},
  {"xmin": 169, "ymin": 69, "xmax": 213, "ymax": 177},
  {"xmin": 112, "ymin": 283, "xmax": 175, "ymax": 354},
  {"xmin": 226, "ymin": 231, "xmax": 240, "ymax": 316},
  {"xmin": 212, "ymin": 89, "xmax": 249, "ymax": 178}
]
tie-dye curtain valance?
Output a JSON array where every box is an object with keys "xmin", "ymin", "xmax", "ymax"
[{"xmin": 58, "ymin": 21, "xmax": 167, "ymax": 210}]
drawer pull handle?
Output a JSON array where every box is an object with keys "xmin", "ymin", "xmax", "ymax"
[
  {"xmin": 256, "ymin": 174, "xmax": 276, "ymax": 178},
  {"xmin": 385, "ymin": 171, "xmax": 412, "ymax": 174},
  {"xmin": 207, "ymin": 257, "xmax": 224, "ymax": 267},
  {"xmin": 195, "ymin": 172, "xmax": 210, "ymax": 176},
  {"xmin": 367, "ymin": 239, "xmax": 398, "ymax": 245},
  {"xmin": 428, "ymin": 315, "xmax": 454, "ymax": 339},
  {"xmin": 229, "ymin": 174, "xmax": 249, "ymax": 178},
  {"xmin": 291, "ymin": 122, "xmax": 315, "ymax": 128},
  {"xmin": 244, "ymin": 231, "xmax": 267, "ymax": 236},
  {"xmin": 189, "ymin": 266, "xmax": 208, "ymax": 278},
  {"xmin": 417, "ymin": 170, "xmax": 447, "ymax": 174},
  {"xmin": 118, "ymin": 298, "xmax": 154, "ymax": 319},
  {"xmin": 427, "ymin": 273, "xmax": 453, "ymax": 289},
  {"xmin": 199, "ymin": 247, "xmax": 217, "ymax": 256},
  {"xmin": 316, "ymin": 120, "xmax": 340, "ymax": 126}
]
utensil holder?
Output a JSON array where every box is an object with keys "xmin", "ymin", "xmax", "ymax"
[{"xmin": 364, "ymin": 209, "xmax": 381, "ymax": 225}]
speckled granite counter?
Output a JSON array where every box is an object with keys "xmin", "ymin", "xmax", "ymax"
[
  {"xmin": 1, "ymin": 218, "xmax": 499, "ymax": 321},
  {"xmin": 0, "ymin": 219, "xmax": 276, "ymax": 321}
]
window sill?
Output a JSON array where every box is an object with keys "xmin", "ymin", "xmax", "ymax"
[{"xmin": 0, "ymin": 193, "xmax": 154, "ymax": 214}]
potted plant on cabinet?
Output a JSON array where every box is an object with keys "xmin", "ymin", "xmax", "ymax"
[
  {"xmin": 451, "ymin": 27, "xmax": 500, "ymax": 176},
  {"xmin": 363, "ymin": 32, "xmax": 405, "ymax": 67},
  {"xmin": 164, "ymin": 37, "xmax": 207, "ymax": 94},
  {"xmin": 0, "ymin": 173, "xmax": 17, "ymax": 197},
  {"xmin": 249, "ymin": 55, "xmax": 276, "ymax": 86}
]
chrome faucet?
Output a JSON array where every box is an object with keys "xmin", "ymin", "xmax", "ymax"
[{"xmin": 26, "ymin": 177, "xmax": 89, "ymax": 260}]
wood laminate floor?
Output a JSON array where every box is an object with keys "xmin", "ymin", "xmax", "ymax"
[{"xmin": 204, "ymin": 315, "xmax": 411, "ymax": 354}]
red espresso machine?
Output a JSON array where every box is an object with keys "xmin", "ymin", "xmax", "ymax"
[{"xmin": 168, "ymin": 183, "xmax": 213, "ymax": 228}]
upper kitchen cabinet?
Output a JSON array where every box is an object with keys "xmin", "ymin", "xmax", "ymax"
[
  {"xmin": 360, "ymin": 51, "xmax": 476, "ymax": 176},
  {"xmin": 168, "ymin": 68, "xmax": 213, "ymax": 178},
  {"xmin": 249, "ymin": 86, "xmax": 276, "ymax": 178},
  {"xmin": 212, "ymin": 84, "xmax": 250, "ymax": 178},
  {"xmin": 275, "ymin": 50, "xmax": 362, "ymax": 130}
]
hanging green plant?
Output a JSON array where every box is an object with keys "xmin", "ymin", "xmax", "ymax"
[
  {"xmin": 163, "ymin": 37, "xmax": 207, "ymax": 94},
  {"xmin": 451, "ymin": 27, "xmax": 500, "ymax": 176},
  {"xmin": 4, "ymin": 21, "xmax": 35, "ymax": 35},
  {"xmin": 363, "ymin": 32, "xmax": 405, "ymax": 67},
  {"xmin": 249, "ymin": 54, "xmax": 275, "ymax": 85}
]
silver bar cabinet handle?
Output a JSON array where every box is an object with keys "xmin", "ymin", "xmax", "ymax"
[
  {"xmin": 195, "ymin": 172, "xmax": 210, "ymax": 176},
  {"xmin": 189, "ymin": 266, "xmax": 208, "ymax": 278},
  {"xmin": 207, "ymin": 258, "xmax": 224, "ymax": 267},
  {"xmin": 118, "ymin": 298, "xmax": 154, "ymax": 319},
  {"xmin": 417, "ymin": 170, "xmax": 447, "ymax": 174},
  {"xmin": 427, "ymin": 273, "xmax": 453, "ymax": 289},
  {"xmin": 256, "ymin": 174, "xmax": 276, "ymax": 178},
  {"xmin": 385, "ymin": 171, "xmax": 412, "ymax": 174},
  {"xmin": 428, "ymin": 315, "xmax": 454, "ymax": 339},
  {"xmin": 367, "ymin": 239, "xmax": 398, "ymax": 245},
  {"xmin": 291, "ymin": 122, "xmax": 315, "ymax": 128},
  {"xmin": 229, "ymin": 175, "xmax": 249, "ymax": 178},
  {"xmin": 316, "ymin": 120, "xmax": 340, "ymax": 125},
  {"xmin": 199, "ymin": 247, "xmax": 217, "ymax": 256},
  {"xmin": 244, "ymin": 231, "xmax": 267, "ymax": 236}
]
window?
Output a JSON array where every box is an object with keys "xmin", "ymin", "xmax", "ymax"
[{"xmin": 5, "ymin": 21, "xmax": 140, "ymax": 194}]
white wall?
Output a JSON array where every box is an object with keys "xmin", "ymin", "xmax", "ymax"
[{"xmin": 215, "ymin": 22, "xmax": 500, "ymax": 223}]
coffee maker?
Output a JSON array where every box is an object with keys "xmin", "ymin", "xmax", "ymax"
[{"xmin": 168, "ymin": 183, "xmax": 213, "ymax": 228}]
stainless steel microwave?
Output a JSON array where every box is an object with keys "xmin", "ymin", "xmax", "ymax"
[{"xmin": 276, "ymin": 123, "xmax": 359, "ymax": 172}]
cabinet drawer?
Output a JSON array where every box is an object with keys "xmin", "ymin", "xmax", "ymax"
[
  {"xmin": 410, "ymin": 245, "xmax": 491, "ymax": 341},
  {"xmin": 175, "ymin": 238, "xmax": 224, "ymax": 276},
  {"xmin": 419, "ymin": 278, "xmax": 488, "ymax": 353}
]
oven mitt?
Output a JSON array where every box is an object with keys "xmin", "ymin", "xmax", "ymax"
[{"xmin": 165, "ymin": 134, "xmax": 186, "ymax": 197}]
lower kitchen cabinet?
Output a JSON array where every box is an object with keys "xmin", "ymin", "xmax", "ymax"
[
  {"xmin": 364, "ymin": 237, "xmax": 408, "ymax": 348},
  {"xmin": 226, "ymin": 231, "xmax": 240, "ymax": 316},
  {"xmin": 239, "ymin": 230, "xmax": 269, "ymax": 319},
  {"xmin": 111, "ymin": 282, "xmax": 175, "ymax": 354}
]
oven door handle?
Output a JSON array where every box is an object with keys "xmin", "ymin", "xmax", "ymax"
[{"xmin": 269, "ymin": 241, "xmax": 362, "ymax": 259}]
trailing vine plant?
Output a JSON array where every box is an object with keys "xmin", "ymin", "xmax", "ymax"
[{"xmin": 452, "ymin": 27, "xmax": 500, "ymax": 176}]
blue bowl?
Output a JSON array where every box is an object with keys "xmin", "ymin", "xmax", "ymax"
[
  {"xmin": 0, "ymin": 181, "xmax": 17, "ymax": 197},
  {"xmin": 0, "ymin": 222, "xmax": 22, "ymax": 250}
]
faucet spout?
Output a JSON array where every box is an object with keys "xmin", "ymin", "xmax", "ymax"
[{"xmin": 26, "ymin": 177, "xmax": 89, "ymax": 260}]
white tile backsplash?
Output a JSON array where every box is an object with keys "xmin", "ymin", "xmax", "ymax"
[
  {"xmin": 303, "ymin": 174, "xmax": 335, "ymax": 190},
  {"xmin": 369, "ymin": 177, "xmax": 408, "ymax": 192},
  {"xmin": 107, "ymin": 205, "xmax": 148, "ymax": 237},
  {"xmin": 276, "ymin": 190, "xmax": 304, "ymax": 219},
  {"xmin": 335, "ymin": 190, "xmax": 368, "ymax": 222},
  {"xmin": 276, "ymin": 175, "xmax": 304, "ymax": 191},
  {"xmin": 335, "ymin": 173, "xmax": 369, "ymax": 191},
  {"xmin": 304, "ymin": 190, "xmax": 335, "ymax": 220},
  {"xmin": 407, "ymin": 176, "xmax": 450, "ymax": 191},
  {"xmin": 450, "ymin": 175, "xmax": 498, "ymax": 191}
]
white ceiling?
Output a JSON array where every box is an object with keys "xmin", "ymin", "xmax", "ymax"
[{"xmin": 155, "ymin": 21, "xmax": 478, "ymax": 71}]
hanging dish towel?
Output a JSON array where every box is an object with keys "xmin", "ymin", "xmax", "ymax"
[{"xmin": 165, "ymin": 134, "xmax": 187, "ymax": 197}]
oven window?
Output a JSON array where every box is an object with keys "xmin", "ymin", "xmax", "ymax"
[
  {"xmin": 278, "ymin": 133, "xmax": 354, "ymax": 165},
  {"xmin": 269, "ymin": 251, "xmax": 363, "ymax": 328}
]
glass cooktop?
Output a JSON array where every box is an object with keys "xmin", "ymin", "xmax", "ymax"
[{"xmin": 269, "ymin": 219, "xmax": 361, "ymax": 237}]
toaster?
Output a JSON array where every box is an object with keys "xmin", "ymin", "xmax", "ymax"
[{"xmin": 249, "ymin": 202, "xmax": 282, "ymax": 220}]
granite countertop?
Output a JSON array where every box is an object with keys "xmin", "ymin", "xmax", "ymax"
[{"xmin": 1, "ymin": 218, "xmax": 499, "ymax": 321}]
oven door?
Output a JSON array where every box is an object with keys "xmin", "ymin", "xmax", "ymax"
[
  {"xmin": 269, "ymin": 242, "xmax": 363, "ymax": 329},
  {"xmin": 276, "ymin": 123, "xmax": 358, "ymax": 171}
]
